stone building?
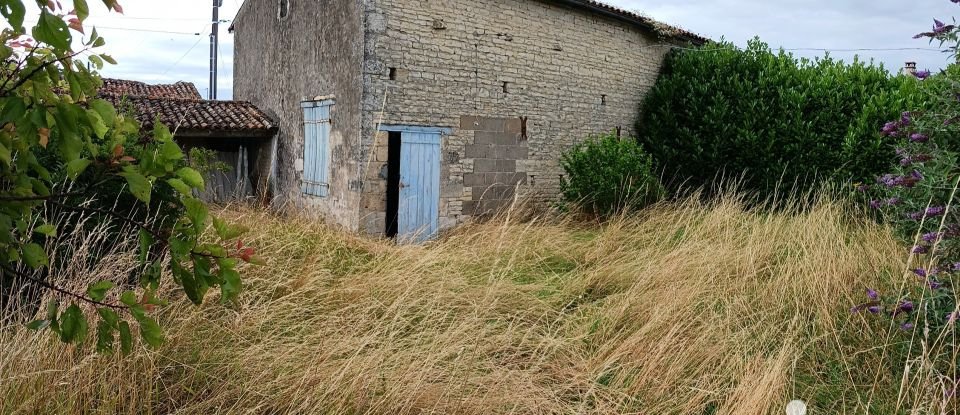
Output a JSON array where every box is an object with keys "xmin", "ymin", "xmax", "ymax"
[{"xmin": 231, "ymin": 0, "xmax": 705, "ymax": 241}]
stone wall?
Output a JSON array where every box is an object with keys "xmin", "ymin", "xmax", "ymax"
[
  {"xmin": 357, "ymin": 0, "xmax": 678, "ymax": 235},
  {"xmin": 233, "ymin": 0, "xmax": 365, "ymax": 230}
]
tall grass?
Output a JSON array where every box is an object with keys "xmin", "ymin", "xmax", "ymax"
[{"xmin": 0, "ymin": 195, "xmax": 917, "ymax": 414}]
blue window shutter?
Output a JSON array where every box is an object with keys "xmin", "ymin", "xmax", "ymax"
[{"xmin": 301, "ymin": 102, "xmax": 332, "ymax": 197}]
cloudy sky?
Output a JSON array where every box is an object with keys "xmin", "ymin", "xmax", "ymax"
[{"xmin": 27, "ymin": 0, "xmax": 960, "ymax": 100}]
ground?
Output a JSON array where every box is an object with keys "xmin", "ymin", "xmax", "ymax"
[{"xmin": 0, "ymin": 197, "xmax": 927, "ymax": 414}]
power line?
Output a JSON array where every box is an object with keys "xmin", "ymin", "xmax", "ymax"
[
  {"xmin": 161, "ymin": 29, "xmax": 207, "ymax": 76},
  {"xmin": 94, "ymin": 26, "xmax": 203, "ymax": 36}
]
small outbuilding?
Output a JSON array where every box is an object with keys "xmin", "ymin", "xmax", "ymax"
[{"xmin": 99, "ymin": 79, "xmax": 278, "ymax": 202}]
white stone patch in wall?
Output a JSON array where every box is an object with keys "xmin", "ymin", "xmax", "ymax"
[{"xmin": 295, "ymin": 158, "xmax": 304, "ymax": 172}]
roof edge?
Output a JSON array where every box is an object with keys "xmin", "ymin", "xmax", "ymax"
[{"xmin": 552, "ymin": 0, "xmax": 708, "ymax": 45}]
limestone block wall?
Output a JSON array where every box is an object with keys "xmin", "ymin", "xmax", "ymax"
[{"xmin": 356, "ymin": 0, "xmax": 678, "ymax": 235}]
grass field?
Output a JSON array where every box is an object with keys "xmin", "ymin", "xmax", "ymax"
[{"xmin": 0, "ymin": 195, "xmax": 939, "ymax": 414}]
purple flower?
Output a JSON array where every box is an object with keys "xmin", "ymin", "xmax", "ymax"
[
  {"xmin": 901, "ymin": 322, "xmax": 915, "ymax": 331},
  {"xmin": 914, "ymin": 268, "xmax": 928, "ymax": 278},
  {"xmin": 886, "ymin": 197, "xmax": 902, "ymax": 206},
  {"xmin": 868, "ymin": 306, "xmax": 882, "ymax": 314},
  {"xmin": 952, "ymin": 262, "xmax": 960, "ymax": 272},
  {"xmin": 902, "ymin": 112, "xmax": 913, "ymax": 125},
  {"xmin": 910, "ymin": 133, "xmax": 930, "ymax": 143},
  {"xmin": 870, "ymin": 200, "xmax": 883, "ymax": 209},
  {"xmin": 922, "ymin": 232, "xmax": 942, "ymax": 243},
  {"xmin": 908, "ymin": 211, "xmax": 925, "ymax": 221},
  {"xmin": 914, "ymin": 70, "xmax": 932, "ymax": 80},
  {"xmin": 927, "ymin": 206, "xmax": 947, "ymax": 216},
  {"xmin": 867, "ymin": 288, "xmax": 879, "ymax": 300},
  {"xmin": 913, "ymin": 245, "xmax": 930, "ymax": 254},
  {"xmin": 899, "ymin": 301, "xmax": 916, "ymax": 313},
  {"xmin": 947, "ymin": 312, "xmax": 959, "ymax": 324},
  {"xmin": 856, "ymin": 183, "xmax": 871, "ymax": 193},
  {"xmin": 933, "ymin": 19, "xmax": 956, "ymax": 35},
  {"xmin": 882, "ymin": 121, "xmax": 899, "ymax": 135},
  {"xmin": 930, "ymin": 280, "xmax": 944, "ymax": 290}
]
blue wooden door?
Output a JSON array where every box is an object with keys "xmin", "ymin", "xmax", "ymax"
[{"xmin": 398, "ymin": 131, "xmax": 441, "ymax": 243}]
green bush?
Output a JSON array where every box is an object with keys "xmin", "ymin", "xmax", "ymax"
[
  {"xmin": 637, "ymin": 38, "xmax": 932, "ymax": 196},
  {"xmin": 560, "ymin": 133, "xmax": 664, "ymax": 216}
]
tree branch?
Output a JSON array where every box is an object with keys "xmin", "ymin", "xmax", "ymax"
[
  {"xmin": 0, "ymin": 264, "xmax": 126, "ymax": 310},
  {"xmin": 1, "ymin": 48, "xmax": 88, "ymax": 97}
]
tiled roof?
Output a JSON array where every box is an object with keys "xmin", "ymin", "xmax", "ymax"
[
  {"xmin": 100, "ymin": 78, "xmax": 203, "ymax": 100},
  {"xmin": 98, "ymin": 79, "xmax": 276, "ymax": 136},
  {"xmin": 104, "ymin": 95, "xmax": 277, "ymax": 135},
  {"xmin": 563, "ymin": 0, "xmax": 707, "ymax": 44}
]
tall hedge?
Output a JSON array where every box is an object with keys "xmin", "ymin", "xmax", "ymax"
[{"xmin": 636, "ymin": 39, "xmax": 931, "ymax": 196}]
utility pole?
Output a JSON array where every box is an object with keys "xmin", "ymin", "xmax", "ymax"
[{"xmin": 209, "ymin": 0, "xmax": 222, "ymax": 100}]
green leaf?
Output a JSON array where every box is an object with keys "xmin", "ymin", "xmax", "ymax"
[
  {"xmin": 134, "ymin": 314, "xmax": 164, "ymax": 348},
  {"xmin": 212, "ymin": 216, "xmax": 246, "ymax": 241},
  {"xmin": 34, "ymin": 223, "xmax": 56, "ymax": 237},
  {"xmin": 100, "ymin": 54, "xmax": 117, "ymax": 65},
  {"xmin": 86, "ymin": 109, "xmax": 108, "ymax": 139},
  {"xmin": 137, "ymin": 229, "xmax": 153, "ymax": 264},
  {"xmin": 176, "ymin": 167, "xmax": 204, "ymax": 189},
  {"xmin": 96, "ymin": 319, "xmax": 114, "ymax": 354},
  {"xmin": 172, "ymin": 260, "xmax": 204, "ymax": 305},
  {"xmin": 160, "ymin": 139, "xmax": 183, "ymax": 165},
  {"xmin": 33, "ymin": 10, "xmax": 71, "ymax": 51},
  {"xmin": 166, "ymin": 178, "xmax": 192, "ymax": 196},
  {"xmin": 119, "ymin": 290, "xmax": 138, "ymax": 307},
  {"xmin": 118, "ymin": 321, "xmax": 132, "ymax": 355},
  {"xmin": 59, "ymin": 305, "xmax": 88, "ymax": 344},
  {"xmin": 89, "ymin": 99, "xmax": 116, "ymax": 125},
  {"xmin": 66, "ymin": 158, "xmax": 92, "ymax": 180},
  {"xmin": 183, "ymin": 197, "xmax": 208, "ymax": 233},
  {"xmin": 0, "ymin": 142, "xmax": 10, "ymax": 166},
  {"xmin": 22, "ymin": 243, "xmax": 48, "ymax": 269},
  {"xmin": 220, "ymin": 268, "xmax": 242, "ymax": 303},
  {"xmin": 118, "ymin": 167, "xmax": 152, "ymax": 204},
  {"xmin": 0, "ymin": 0, "xmax": 26, "ymax": 30},
  {"xmin": 26, "ymin": 319, "xmax": 49, "ymax": 330},
  {"xmin": 86, "ymin": 281, "xmax": 114, "ymax": 302},
  {"xmin": 97, "ymin": 308, "xmax": 120, "ymax": 328},
  {"xmin": 74, "ymin": 0, "xmax": 89, "ymax": 21}
]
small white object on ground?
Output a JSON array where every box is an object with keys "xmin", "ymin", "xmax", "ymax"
[{"xmin": 786, "ymin": 400, "xmax": 807, "ymax": 415}]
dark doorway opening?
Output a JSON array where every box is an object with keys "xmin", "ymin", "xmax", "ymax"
[{"xmin": 385, "ymin": 131, "xmax": 402, "ymax": 238}]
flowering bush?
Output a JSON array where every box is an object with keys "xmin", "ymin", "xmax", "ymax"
[{"xmin": 858, "ymin": 10, "xmax": 960, "ymax": 384}]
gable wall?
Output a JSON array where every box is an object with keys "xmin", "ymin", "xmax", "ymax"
[
  {"xmin": 358, "ymin": 0, "xmax": 679, "ymax": 235},
  {"xmin": 233, "ymin": 0, "xmax": 365, "ymax": 230}
]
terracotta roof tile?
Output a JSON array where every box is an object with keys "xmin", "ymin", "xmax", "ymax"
[
  {"xmin": 103, "ymin": 95, "xmax": 277, "ymax": 135},
  {"xmin": 100, "ymin": 78, "xmax": 203, "ymax": 100},
  {"xmin": 98, "ymin": 78, "xmax": 276, "ymax": 135}
]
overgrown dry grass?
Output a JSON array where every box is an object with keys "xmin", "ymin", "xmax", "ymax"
[{"xmin": 0, "ymin": 196, "xmax": 920, "ymax": 414}]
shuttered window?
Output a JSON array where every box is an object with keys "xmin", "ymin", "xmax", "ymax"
[{"xmin": 301, "ymin": 100, "xmax": 333, "ymax": 197}]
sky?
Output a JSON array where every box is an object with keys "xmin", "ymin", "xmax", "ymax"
[{"xmin": 21, "ymin": 0, "xmax": 960, "ymax": 100}]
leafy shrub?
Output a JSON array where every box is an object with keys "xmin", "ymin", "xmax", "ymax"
[
  {"xmin": 0, "ymin": 0, "xmax": 257, "ymax": 353},
  {"xmin": 560, "ymin": 133, "xmax": 664, "ymax": 216},
  {"xmin": 637, "ymin": 38, "xmax": 931, "ymax": 197}
]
